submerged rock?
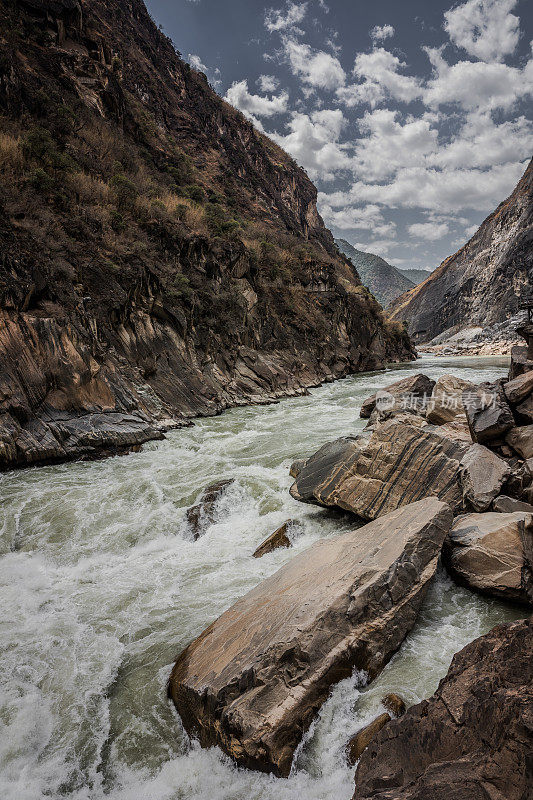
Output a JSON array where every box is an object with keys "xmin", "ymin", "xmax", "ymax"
[
  {"xmin": 185, "ymin": 479, "xmax": 235, "ymax": 539},
  {"xmin": 381, "ymin": 693, "xmax": 406, "ymax": 717},
  {"xmin": 443, "ymin": 512, "xmax": 533, "ymax": 606},
  {"xmin": 359, "ymin": 374, "xmax": 434, "ymax": 419},
  {"xmin": 353, "ymin": 618, "xmax": 533, "ymax": 800},
  {"xmin": 347, "ymin": 714, "xmax": 391, "ymax": 765},
  {"xmin": 168, "ymin": 498, "xmax": 453, "ymax": 777},
  {"xmin": 252, "ymin": 520, "xmax": 300, "ymax": 558}
]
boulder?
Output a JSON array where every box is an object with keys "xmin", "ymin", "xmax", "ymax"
[
  {"xmin": 252, "ymin": 520, "xmax": 299, "ymax": 558},
  {"xmin": 459, "ymin": 444, "xmax": 510, "ymax": 511},
  {"xmin": 426, "ymin": 374, "xmax": 473, "ymax": 425},
  {"xmin": 382, "ymin": 693, "xmax": 406, "ymax": 717},
  {"xmin": 509, "ymin": 345, "xmax": 532, "ymax": 379},
  {"xmin": 442, "ymin": 512, "xmax": 533, "ymax": 605},
  {"xmin": 493, "ymin": 494, "xmax": 533, "ymax": 513},
  {"xmin": 347, "ymin": 714, "xmax": 391, "ymax": 765},
  {"xmin": 169, "ymin": 499, "xmax": 453, "ymax": 777},
  {"xmin": 289, "ymin": 459, "xmax": 306, "ymax": 479},
  {"xmin": 516, "ymin": 392, "xmax": 533, "ymax": 423},
  {"xmin": 359, "ymin": 374, "xmax": 435, "ymax": 419},
  {"xmin": 291, "ymin": 421, "xmax": 470, "ymax": 519},
  {"xmin": 353, "ymin": 619, "xmax": 533, "ymax": 800},
  {"xmin": 506, "ymin": 425, "xmax": 533, "ymax": 460},
  {"xmin": 185, "ymin": 479, "xmax": 235, "ymax": 538},
  {"xmin": 503, "ymin": 370, "xmax": 533, "ymax": 406},
  {"xmin": 433, "ymin": 417, "xmax": 472, "ymax": 442},
  {"xmin": 289, "ymin": 436, "xmax": 367, "ymax": 505},
  {"xmin": 463, "ymin": 384, "xmax": 514, "ymax": 445}
]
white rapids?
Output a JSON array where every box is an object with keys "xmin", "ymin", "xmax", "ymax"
[{"xmin": 0, "ymin": 355, "xmax": 523, "ymax": 800}]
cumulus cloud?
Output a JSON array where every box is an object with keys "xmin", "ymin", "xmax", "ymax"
[
  {"xmin": 444, "ymin": 0, "xmax": 520, "ymax": 62},
  {"xmin": 224, "ymin": 80, "xmax": 289, "ymax": 122},
  {"xmin": 188, "ymin": 53, "xmax": 208, "ymax": 72},
  {"xmin": 283, "ymin": 38, "xmax": 346, "ymax": 90},
  {"xmin": 408, "ymin": 221, "xmax": 449, "ymax": 239},
  {"xmin": 257, "ymin": 74, "xmax": 279, "ymax": 92},
  {"xmin": 370, "ymin": 24, "xmax": 395, "ymax": 42},
  {"xmin": 272, "ymin": 109, "xmax": 350, "ymax": 180},
  {"xmin": 319, "ymin": 199, "xmax": 396, "ymax": 235},
  {"xmin": 265, "ymin": 1, "xmax": 307, "ymax": 33},
  {"xmin": 337, "ymin": 48, "xmax": 421, "ymax": 107}
]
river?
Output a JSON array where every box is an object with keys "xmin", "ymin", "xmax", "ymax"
[{"xmin": 0, "ymin": 355, "xmax": 524, "ymax": 800}]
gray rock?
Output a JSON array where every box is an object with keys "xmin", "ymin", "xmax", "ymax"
[
  {"xmin": 169, "ymin": 498, "xmax": 453, "ymax": 776},
  {"xmin": 506, "ymin": 425, "xmax": 533, "ymax": 459},
  {"xmin": 493, "ymin": 494, "xmax": 533, "ymax": 513},
  {"xmin": 289, "ymin": 436, "xmax": 367, "ymax": 505},
  {"xmin": 359, "ymin": 374, "xmax": 435, "ymax": 419},
  {"xmin": 463, "ymin": 384, "xmax": 514, "ymax": 445},
  {"xmin": 443, "ymin": 511, "xmax": 533, "ymax": 605},
  {"xmin": 459, "ymin": 444, "xmax": 510, "ymax": 511},
  {"xmin": 426, "ymin": 374, "xmax": 473, "ymax": 425},
  {"xmin": 503, "ymin": 370, "xmax": 533, "ymax": 406}
]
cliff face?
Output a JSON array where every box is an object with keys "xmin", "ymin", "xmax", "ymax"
[
  {"xmin": 335, "ymin": 239, "xmax": 414, "ymax": 307},
  {"xmin": 0, "ymin": 0, "xmax": 413, "ymax": 469},
  {"xmin": 389, "ymin": 159, "xmax": 533, "ymax": 343}
]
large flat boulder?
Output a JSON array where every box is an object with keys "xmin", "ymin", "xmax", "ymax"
[
  {"xmin": 426, "ymin": 374, "xmax": 473, "ymax": 425},
  {"xmin": 289, "ymin": 436, "xmax": 368, "ymax": 504},
  {"xmin": 463, "ymin": 383, "xmax": 514, "ymax": 445},
  {"xmin": 353, "ymin": 619, "xmax": 533, "ymax": 800},
  {"xmin": 359, "ymin": 374, "xmax": 435, "ymax": 419},
  {"xmin": 168, "ymin": 499, "xmax": 453, "ymax": 777},
  {"xmin": 503, "ymin": 370, "xmax": 533, "ymax": 406},
  {"xmin": 442, "ymin": 512, "xmax": 533, "ymax": 605},
  {"xmin": 291, "ymin": 420, "xmax": 470, "ymax": 519}
]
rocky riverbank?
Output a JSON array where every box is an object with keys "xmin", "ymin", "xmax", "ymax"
[{"xmin": 169, "ymin": 345, "xmax": 532, "ymax": 787}]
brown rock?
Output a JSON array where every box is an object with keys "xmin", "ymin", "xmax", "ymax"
[
  {"xmin": 516, "ymin": 392, "xmax": 533, "ymax": 423},
  {"xmin": 443, "ymin": 512, "xmax": 533, "ymax": 605},
  {"xmin": 186, "ymin": 479, "xmax": 235, "ymax": 539},
  {"xmin": 503, "ymin": 370, "xmax": 533, "ymax": 406},
  {"xmin": 359, "ymin": 374, "xmax": 435, "ymax": 419},
  {"xmin": 509, "ymin": 345, "xmax": 533, "ymax": 380},
  {"xmin": 291, "ymin": 420, "xmax": 469, "ymax": 519},
  {"xmin": 433, "ymin": 417, "xmax": 472, "ymax": 442},
  {"xmin": 289, "ymin": 459, "xmax": 306, "ymax": 479},
  {"xmin": 426, "ymin": 374, "xmax": 473, "ymax": 425},
  {"xmin": 381, "ymin": 693, "xmax": 406, "ymax": 717},
  {"xmin": 506, "ymin": 425, "xmax": 533, "ymax": 459},
  {"xmin": 252, "ymin": 520, "xmax": 298, "ymax": 558},
  {"xmin": 459, "ymin": 444, "xmax": 510, "ymax": 512},
  {"xmin": 169, "ymin": 499, "xmax": 453, "ymax": 776},
  {"xmin": 493, "ymin": 494, "xmax": 533, "ymax": 513},
  {"xmin": 463, "ymin": 384, "xmax": 514, "ymax": 445},
  {"xmin": 289, "ymin": 436, "xmax": 368, "ymax": 505},
  {"xmin": 347, "ymin": 714, "xmax": 391, "ymax": 765},
  {"xmin": 353, "ymin": 619, "xmax": 533, "ymax": 800}
]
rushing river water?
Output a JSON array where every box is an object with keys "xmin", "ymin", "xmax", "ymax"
[{"xmin": 0, "ymin": 356, "xmax": 524, "ymax": 800}]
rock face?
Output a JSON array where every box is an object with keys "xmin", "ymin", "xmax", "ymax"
[
  {"xmin": 291, "ymin": 421, "xmax": 470, "ymax": 518},
  {"xmin": 443, "ymin": 512, "xmax": 533, "ymax": 605},
  {"xmin": 353, "ymin": 618, "xmax": 533, "ymax": 800},
  {"xmin": 335, "ymin": 239, "xmax": 414, "ymax": 307},
  {"xmin": 0, "ymin": 0, "xmax": 414, "ymax": 471},
  {"xmin": 168, "ymin": 499, "xmax": 453, "ymax": 777},
  {"xmin": 463, "ymin": 384, "xmax": 514, "ymax": 445},
  {"xmin": 388, "ymin": 158, "xmax": 533, "ymax": 345},
  {"xmin": 360, "ymin": 374, "xmax": 435, "ymax": 419}
]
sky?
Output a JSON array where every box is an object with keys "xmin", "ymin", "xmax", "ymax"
[{"xmin": 145, "ymin": 0, "xmax": 533, "ymax": 270}]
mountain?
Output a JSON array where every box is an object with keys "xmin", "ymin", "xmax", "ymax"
[
  {"xmin": 335, "ymin": 239, "xmax": 414, "ymax": 307},
  {"xmin": 389, "ymin": 160, "xmax": 533, "ymax": 344},
  {"xmin": 0, "ymin": 0, "xmax": 413, "ymax": 469},
  {"xmin": 398, "ymin": 268, "xmax": 431, "ymax": 285}
]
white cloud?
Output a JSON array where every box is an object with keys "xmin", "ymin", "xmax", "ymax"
[
  {"xmin": 265, "ymin": 2, "xmax": 307, "ymax": 33},
  {"xmin": 188, "ymin": 53, "xmax": 208, "ymax": 72},
  {"xmin": 337, "ymin": 48, "xmax": 421, "ymax": 107},
  {"xmin": 224, "ymin": 80, "xmax": 289, "ymax": 120},
  {"xmin": 354, "ymin": 109, "xmax": 438, "ymax": 181},
  {"xmin": 464, "ymin": 223, "xmax": 480, "ymax": 238},
  {"xmin": 423, "ymin": 46, "xmax": 533, "ymax": 111},
  {"xmin": 319, "ymin": 199, "xmax": 396, "ymax": 235},
  {"xmin": 272, "ymin": 109, "xmax": 350, "ymax": 180},
  {"xmin": 257, "ymin": 74, "xmax": 279, "ymax": 92},
  {"xmin": 408, "ymin": 221, "xmax": 449, "ymax": 239},
  {"xmin": 444, "ymin": 0, "xmax": 520, "ymax": 62},
  {"xmin": 318, "ymin": 0, "xmax": 329, "ymax": 11},
  {"xmin": 370, "ymin": 24, "xmax": 395, "ymax": 42},
  {"xmin": 432, "ymin": 112, "xmax": 533, "ymax": 169},
  {"xmin": 283, "ymin": 38, "xmax": 346, "ymax": 90}
]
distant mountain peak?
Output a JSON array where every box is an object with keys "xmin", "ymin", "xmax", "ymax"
[{"xmin": 335, "ymin": 239, "xmax": 414, "ymax": 308}]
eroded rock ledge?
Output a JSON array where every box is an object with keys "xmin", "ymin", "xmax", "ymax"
[
  {"xmin": 168, "ymin": 498, "xmax": 452, "ymax": 776},
  {"xmin": 353, "ymin": 618, "xmax": 533, "ymax": 800}
]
